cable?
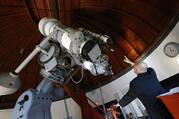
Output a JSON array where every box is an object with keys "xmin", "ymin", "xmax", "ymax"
[
  {"xmin": 93, "ymin": 63, "xmax": 98, "ymax": 75},
  {"xmin": 71, "ymin": 67, "xmax": 84, "ymax": 84}
]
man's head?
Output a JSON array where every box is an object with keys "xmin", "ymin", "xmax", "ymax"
[{"xmin": 134, "ymin": 62, "xmax": 148, "ymax": 75}]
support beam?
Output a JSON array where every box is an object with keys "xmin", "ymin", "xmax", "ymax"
[
  {"xmin": 51, "ymin": 0, "xmax": 60, "ymax": 20},
  {"xmin": 23, "ymin": 0, "xmax": 38, "ymax": 24},
  {"xmin": 0, "ymin": 102, "xmax": 15, "ymax": 109}
]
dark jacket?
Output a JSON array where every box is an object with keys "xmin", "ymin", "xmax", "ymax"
[{"xmin": 119, "ymin": 68, "xmax": 167, "ymax": 119}]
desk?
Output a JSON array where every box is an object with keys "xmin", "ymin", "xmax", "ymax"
[{"xmin": 159, "ymin": 94, "xmax": 179, "ymax": 119}]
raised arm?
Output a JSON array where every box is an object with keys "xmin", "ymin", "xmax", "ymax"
[{"xmin": 123, "ymin": 56, "xmax": 134, "ymax": 66}]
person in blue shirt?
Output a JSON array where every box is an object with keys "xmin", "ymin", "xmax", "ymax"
[{"xmin": 119, "ymin": 57, "xmax": 168, "ymax": 119}]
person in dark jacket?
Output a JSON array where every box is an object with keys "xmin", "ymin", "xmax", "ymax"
[{"xmin": 119, "ymin": 57, "xmax": 167, "ymax": 119}]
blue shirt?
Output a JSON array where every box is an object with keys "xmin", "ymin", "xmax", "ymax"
[{"xmin": 119, "ymin": 68, "xmax": 167, "ymax": 118}]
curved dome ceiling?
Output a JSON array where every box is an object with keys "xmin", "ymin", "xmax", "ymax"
[{"xmin": 0, "ymin": 0, "xmax": 179, "ymax": 108}]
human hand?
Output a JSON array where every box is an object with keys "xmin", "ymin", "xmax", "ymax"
[{"xmin": 123, "ymin": 56, "xmax": 134, "ymax": 65}]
